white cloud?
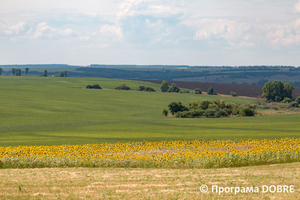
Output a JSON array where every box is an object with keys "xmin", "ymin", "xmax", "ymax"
[
  {"xmin": 78, "ymin": 36, "xmax": 90, "ymax": 41},
  {"xmin": 0, "ymin": 22, "xmax": 30, "ymax": 36},
  {"xmin": 295, "ymin": 0, "xmax": 300, "ymax": 12},
  {"xmin": 118, "ymin": 0, "xmax": 184, "ymax": 19},
  {"xmin": 2, "ymin": 0, "xmax": 300, "ymax": 65},
  {"xmin": 100, "ymin": 25, "xmax": 122, "ymax": 39},
  {"xmin": 34, "ymin": 22, "xmax": 77, "ymax": 39},
  {"xmin": 266, "ymin": 19, "xmax": 300, "ymax": 47}
]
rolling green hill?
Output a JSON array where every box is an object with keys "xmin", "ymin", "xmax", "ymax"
[{"xmin": 0, "ymin": 76, "xmax": 299, "ymax": 147}]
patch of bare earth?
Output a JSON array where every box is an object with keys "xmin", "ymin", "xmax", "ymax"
[{"xmin": 0, "ymin": 163, "xmax": 300, "ymax": 199}]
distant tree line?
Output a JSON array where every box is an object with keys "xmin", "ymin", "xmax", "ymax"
[{"xmin": 53, "ymin": 71, "xmax": 67, "ymax": 77}]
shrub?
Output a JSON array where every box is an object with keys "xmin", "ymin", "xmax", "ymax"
[
  {"xmin": 176, "ymin": 110, "xmax": 205, "ymax": 118},
  {"xmin": 162, "ymin": 109, "xmax": 168, "ymax": 116},
  {"xmin": 239, "ymin": 107, "xmax": 255, "ymax": 116},
  {"xmin": 115, "ymin": 83, "xmax": 131, "ymax": 90},
  {"xmin": 86, "ymin": 85, "xmax": 93, "ymax": 89},
  {"xmin": 204, "ymin": 109, "xmax": 218, "ymax": 118},
  {"xmin": 231, "ymin": 91, "xmax": 237, "ymax": 97},
  {"xmin": 242, "ymin": 103, "xmax": 257, "ymax": 109},
  {"xmin": 260, "ymin": 105, "xmax": 270, "ymax": 109},
  {"xmin": 295, "ymin": 96, "xmax": 300, "ymax": 104},
  {"xmin": 138, "ymin": 86, "xmax": 145, "ymax": 91},
  {"xmin": 190, "ymin": 110, "xmax": 205, "ymax": 117},
  {"xmin": 168, "ymin": 83, "xmax": 180, "ymax": 93},
  {"xmin": 145, "ymin": 86, "xmax": 155, "ymax": 92},
  {"xmin": 290, "ymin": 102, "xmax": 299, "ymax": 108},
  {"xmin": 165, "ymin": 99, "xmax": 257, "ymax": 118},
  {"xmin": 223, "ymin": 108, "xmax": 232, "ymax": 115},
  {"xmin": 194, "ymin": 88, "xmax": 202, "ymax": 94},
  {"xmin": 282, "ymin": 97, "xmax": 292, "ymax": 103},
  {"xmin": 179, "ymin": 90, "xmax": 189, "ymax": 93},
  {"xmin": 92, "ymin": 84, "xmax": 102, "ymax": 89},
  {"xmin": 139, "ymin": 86, "xmax": 155, "ymax": 92},
  {"xmin": 199, "ymin": 100, "xmax": 210, "ymax": 110},
  {"xmin": 208, "ymin": 104, "xmax": 218, "ymax": 109},
  {"xmin": 226, "ymin": 103, "xmax": 237, "ymax": 109},
  {"xmin": 207, "ymin": 87, "xmax": 215, "ymax": 95},
  {"xmin": 232, "ymin": 108, "xmax": 240, "ymax": 115},
  {"xmin": 214, "ymin": 109, "xmax": 228, "ymax": 118},
  {"xmin": 168, "ymin": 102, "xmax": 188, "ymax": 115}
]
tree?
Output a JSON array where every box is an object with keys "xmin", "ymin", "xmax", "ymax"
[
  {"xmin": 160, "ymin": 80, "xmax": 169, "ymax": 92},
  {"xmin": 168, "ymin": 102, "xmax": 188, "ymax": 115},
  {"xmin": 138, "ymin": 86, "xmax": 145, "ymax": 91},
  {"xmin": 138, "ymin": 86, "xmax": 155, "ymax": 92},
  {"xmin": 262, "ymin": 81, "xmax": 294, "ymax": 102},
  {"xmin": 231, "ymin": 91, "xmax": 237, "ymax": 97},
  {"xmin": 12, "ymin": 68, "xmax": 16, "ymax": 76},
  {"xmin": 86, "ymin": 85, "xmax": 93, "ymax": 89},
  {"xmin": 207, "ymin": 87, "xmax": 216, "ymax": 95},
  {"xmin": 0, "ymin": 68, "xmax": 2, "ymax": 75},
  {"xmin": 168, "ymin": 83, "xmax": 180, "ymax": 93},
  {"xmin": 92, "ymin": 84, "xmax": 102, "ymax": 89},
  {"xmin": 114, "ymin": 83, "xmax": 131, "ymax": 90},
  {"xmin": 64, "ymin": 71, "xmax": 67, "ymax": 77},
  {"xmin": 25, "ymin": 67, "xmax": 30, "ymax": 75},
  {"xmin": 15, "ymin": 69, "xmax": 21, "ymax": 76},
  {"xmin": 295, "ymin": 96, "xmax": 300, "ymax": 104},
  {"xmin": 194, "ymin": 88, "xmax": 202, "ymax": 94},
  {"xmin": 283, "ymin": 82, "xmax": 294, "ymax": 99},
  {"xmin": 42, "ymin": 70, "xmax": 48, "ymax": 77},
  {"xmin": 162, "ymin": 109, "xmax": 168, "ymax": 116}
]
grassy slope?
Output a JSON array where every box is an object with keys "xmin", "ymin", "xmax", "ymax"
[{"xmin": 0, "ymin": 76, "xmax": 299, "ymax": 147}]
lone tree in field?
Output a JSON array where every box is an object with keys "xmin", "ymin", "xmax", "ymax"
[
  {"xmin": 25, "ymin": 67, "xmax": 30, "ymax": 75},
  {"xmin": 168, "ymin": 83, "xmax": 180, "ymax": 93},
  {"xmin": 207, "ymin": 86, "xmax": 217, "ymax": 95},
  {"xmin": 15, "ymin": 69, "xmax": 21, "ymax": 76},
  {"xmin": 160, "ymin": 80, "xmax": 169, "ymax": 92},
  {"xmin": 12, "ymin": 68, "xmax": 16, "ymax": 76},
  {"xmin": 162, "ymin": 108, "xmax": 168, "ymax": 116},
  {"xmin": 194, "ymin": 88, "xmax": 202, "ymax": 94},
  {"xmin": 0, "ymin": 68, "xmax": 2, "ymax": 75},
  {"xmin": 262, "ymin": 81, "xmax": 294, "ymax": 102},
  {"xmin": 92, "ymin": 84, "xmax": 102, "ymax": 89},
  {"xmin": 231, "ymin": 91, "xmax": 237, "ymax": 97},
  {"xmin": 42, "ymin": 70, "xmax": 48, "ymax": 77}
]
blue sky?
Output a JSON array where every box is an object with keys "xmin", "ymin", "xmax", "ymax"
[{"xmin": 1, "ymin": 0, "xmax": 300, "ymax": 66}]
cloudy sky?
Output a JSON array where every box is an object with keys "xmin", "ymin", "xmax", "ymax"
[{"xmin": 1, "ymin": 0, "xmax": 300, "ymax": 66}]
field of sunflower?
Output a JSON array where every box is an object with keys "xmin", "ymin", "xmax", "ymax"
[{"xmin": 0, "ymin": 138, "xmax": 299, "ymax": 169}]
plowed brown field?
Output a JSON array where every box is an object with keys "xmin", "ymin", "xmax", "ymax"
[{"xmin": 140, "ymin": 80, "xmax": 300, "ymax": 99}]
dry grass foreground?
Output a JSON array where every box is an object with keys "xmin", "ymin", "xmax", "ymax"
[{"xmin": 0, "ymin": 163, "xmax": 299, "ymax": 200}]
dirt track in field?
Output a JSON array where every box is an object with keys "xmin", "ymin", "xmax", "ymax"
[{"xmin": 140, "ymin": 80, "xmax": 300, "ymax": 99}]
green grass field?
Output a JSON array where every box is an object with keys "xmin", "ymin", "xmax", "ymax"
[{"xmin": 1, "ymin": 76, "xmax": 299, "ymax": 147}]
